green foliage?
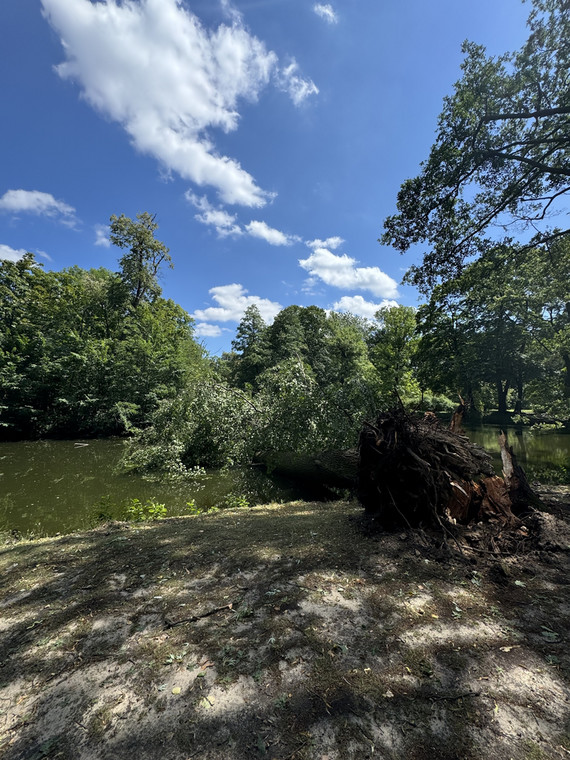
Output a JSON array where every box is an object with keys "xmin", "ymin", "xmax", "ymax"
[
  {"xmin": 369, "ymin": 305, "xmax": 420, "ymax": 404},
  {"xmin": 182, "ymin": 500, "xmax": 219, "ymax": 516},
  {"xmin": 0, "ymin": 225, "xmax": 205, "ymax": 439},
  {"xmin": 222, "ymin": 493, "xmax": 250, "ymax": 509},
  {"xmin": 526, "ymin": 463, "xmax": 570, "ymax": 485},
  {"xmin": 109, "ymin": 212, "xmax": 172, "ymax": 307},
  {"xmin": 415, "ymin": 237, "xmax": 570, "ymax": 416},
  {"xmin": 91, "ymin": 495, "xmax": 176, "ymax": 523},
  {"xmin": 382, "ymin": 0, "xmax": 570, "ymax": 291},
  {"xmin": 230, "ymin": 304, "xmax": 269, "ymax": 388},
  {"xmin": 128, "ymin": 300, "xmax": 390, "ymax": 474},
  {"xmin": 124, "ymin": 376, "xmax": 258, "ymax": 471},
  {"xmin": 124, "ymin": 498, "xmax": 167, "ymax": 522}
]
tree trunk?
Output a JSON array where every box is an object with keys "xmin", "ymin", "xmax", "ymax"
[
  {"xmin": 449, "ymin": 397, "xmax": 465, "ymax": 433},
  {"xmin": 513, "ymin": 366, "xmax": 524, "ymax": 413},
  {"xmin": 496, "ymin": 379, "xmax": 510, "ymax": 414},
  {"xmin": 256, "ymin": 449, "xmax": 358, "ymax": 490},
  {"xmin": 498, "ymin": 430, "xmax": 539, "ymax": 509},
  {"xmin": 563, "ymin": 351, "xmax": 570, "ymax": 399}
]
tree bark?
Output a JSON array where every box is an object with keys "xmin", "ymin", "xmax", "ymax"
[
  {"xmin": 563, "ymin": 350, "xmax": 570, "ymax": 399},
  {"xmin": 496, "ymin": 379, "xmax": 510, "ymax": 414}
]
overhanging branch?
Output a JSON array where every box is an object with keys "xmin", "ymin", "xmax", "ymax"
[{"xmin": 483, "ymin": 149, "xmax": 570, "ymax": 178}]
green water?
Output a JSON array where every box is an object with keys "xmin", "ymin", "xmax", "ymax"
[
  {"xmin": 0, "ymin": 439, "xmax": 301, "ymax": 537},
  {"xmin": 0, "ymin": 428, "xmax": 568, "ymax": 536},
  {"xmin": 466, "ymin": 425, "xmax": 570, "ymax": 476}
]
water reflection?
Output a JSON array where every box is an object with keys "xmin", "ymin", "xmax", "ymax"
[{"xmin": 465, "ymin": 424, "xmax": 570, "ymax": 471}]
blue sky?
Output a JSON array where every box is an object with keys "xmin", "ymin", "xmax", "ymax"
[{"xmin": 0, "ymin": 0, "xmax": 530, "ymax": 354}]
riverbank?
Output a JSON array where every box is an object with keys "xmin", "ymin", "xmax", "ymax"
[{"xmin": 1, "ymin": 490, "xmax": 569, "ymax": 760}]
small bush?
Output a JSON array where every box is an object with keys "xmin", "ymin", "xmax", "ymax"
[
  {"xmin": 222, "ymin": 493, "xmax": 250, "ymax": 509},
  {"xmin": 526, "ymin": 464, "xmax": 570, "ymax": 485},
  {"xmin": 124, "ymin": 498, "xmax": 167, "ymax": 522}
]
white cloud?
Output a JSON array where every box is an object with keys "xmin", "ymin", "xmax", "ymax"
[
  {"xmin": 245, "ymin": 220, "xmax": 297, "ymax": 246},
  {"xmin": 192, "ymin": 283, "xmax": 282, "ymax": 323},
  {"xmin": 186, "ymin": 192, "xmax": 243, "ymax": 237},
  {"xmin": 0, "ymin": 244, "xmax": 27, "ymax": 262},
  {"xmin": 0, "ymin": 189, "xmax": 77, "ymax": 225},
  {"xmin": 41, "ymin": 0, "xmax": 317, "ymax": 206},
  {"xmin": 194, "ymin": 322, "xmax": 223, "ymax": 338},
  {"xmin": 276, "ymin": 60, "xmax": 319, "ymax": 106},
  {"xmin": 94, "ymin": 224, "xmax": 111, "ymax": 247},
  {"xmin": 220, "ymin": 0, "xmax": 242, "ymax": 25},
  {"xmin": 36, "ymin": 249, "xmax": 53, "ymax": 262},
  {"xmin": 187, "ymin": 192, "xmax": 300, "ymax": 244},
  {"xmin": 333, "ymin": 295, "xmax": 399, "ymax": 320},
  {"xmin": 313, "ymin": 4, "xmax": 338, "ymax": 24},
  {"xmin": 299, "ymin": 247, "xmax": 399, "ymax": 298},
  {"xmin": 306, "ymin": 236, "xmax": 344, "ymax": 250}
]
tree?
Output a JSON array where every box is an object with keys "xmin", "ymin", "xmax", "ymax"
[
  {"xmin": 267, "ymin": 305, "xmax": 308, "ymax": 363},
  {"xmin": 369, "ymin": 305, "xmax": 420, "ymax": 403},
  {"xmin": 382, "ymin": 0, "xmax": 570, "ymax": 291},
  {"xmin": 230, "ymin": 304, "xmax": 269, "ymax": 388},
  {"xmin": 109, "ymin": 212, "xmax": 172, "ymax": 307},
  {"xmin": 0, "ymin": 249, "xmax": 203, "ymax": 439},
  {"xmin": 415, "ymin": 238, "xmax": 570, "ymax": 415}
]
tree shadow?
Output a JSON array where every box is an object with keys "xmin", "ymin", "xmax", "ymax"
[{"xmin": 1, "ymin": 500, "xmax": 569, "ymax": 759}]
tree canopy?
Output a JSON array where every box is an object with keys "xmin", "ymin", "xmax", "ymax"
[
  {"xmin": 110, "ymin": 212, "xmax": 172, "ymax": 307},
  {"xmin": 382, "ymin": 0, "xmax": 570, "ymax": 291},
  {"xmin": 0, "ymin": 226, "xmax": 203, "ymax": 439}
]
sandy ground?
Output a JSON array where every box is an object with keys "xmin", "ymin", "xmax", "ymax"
[{"xmin": 0, "ymin": 489, "xmax": 569, "ymax": 760}]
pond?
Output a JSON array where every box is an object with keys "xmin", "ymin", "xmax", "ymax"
[
  {"xmin": 466, "ymin": 424, "xmax": 570, "ymax": 481},
  {"xmin": 1, "ymin": 426, "xmax": 568, "ymax": 536},
  {"xmin": 0, "ymin": 439, "xmax": 305, "ymax": 537}
]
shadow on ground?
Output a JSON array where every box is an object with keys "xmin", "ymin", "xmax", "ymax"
[{"xmin": 1, "ymin": 495, "xmax": 569, "ymax": 759}]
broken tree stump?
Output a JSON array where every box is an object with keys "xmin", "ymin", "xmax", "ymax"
[{"xmin": 358, "ymin": 409, "xmax": 537, "ymax": 529}]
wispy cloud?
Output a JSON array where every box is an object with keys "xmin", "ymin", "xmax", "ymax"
[
  {"xmin": 299, "ymin": 245, "xmax": 399, "ymax": 298},
  {"xmin": 0, "ymin": 189, "xmax": 77, "ymax": 226},
  {"xmin": 313, "ymin": 4, "xmax": 338, "ymax": 24},
  {"xmin": 41, "ymin": 0, "xmax": 317, "ymax": 206},
  {"xmin": 245, "ymin": 220, "xmax": 298, "ymax": 246},
  {"xmin": 192, "ymin": 283, "xmax": 282, "ymax": 323},
  {"xmin": 333, "ymin": 295, "xmax": 398, "ymax": 320},
  {"xmin": 0, "ymin": 244, "xmax": 27, "ymax": 262},
  {"xmin": 187, "ymin": 192, "xmax": 299, "ymax": 245},
  {"xmin": 94, "ymin": 224, "xmax": 111, "ymax": 248},
  {"xmin": 186, "ymin": 193, "xmax": 243, "ymax": 237},
  {"xmin": 276, "ymin": 60, "xmax": 319, "ymax": 106}
]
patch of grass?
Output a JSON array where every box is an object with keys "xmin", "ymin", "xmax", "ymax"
[
  {"xmin": 523, "ymin": 740, "xmax": 547, "ymax": 759},
  {"xmin": 87, "ymin": 704, "xmax": 114, "ymax": 738}
]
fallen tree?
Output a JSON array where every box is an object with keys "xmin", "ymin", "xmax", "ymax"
[
  {"xmin": 254, "ymin": 449, "xmax": 359, "ymax": 490},
  {"xmin": 358, "ymin": 409, "xmax": 538, "ymax": 529}
]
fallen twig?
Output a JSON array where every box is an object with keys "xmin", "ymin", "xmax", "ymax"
[{"xmin": 164, "ymin": 601, "xmax": 241, "ymax": 628}]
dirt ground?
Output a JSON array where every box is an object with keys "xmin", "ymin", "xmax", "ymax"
[{"xmin": 1, "ymin": 487, "xmax": 569, "ymax": 760}]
